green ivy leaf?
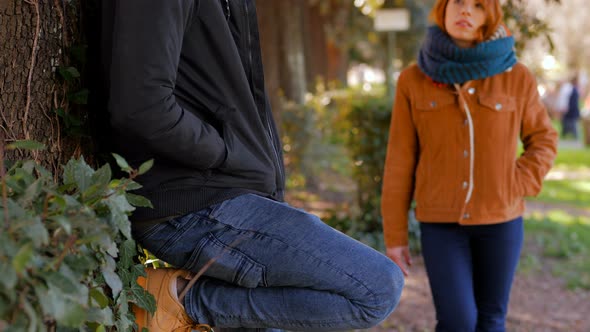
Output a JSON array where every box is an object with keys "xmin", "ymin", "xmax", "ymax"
[
  {"xmin": 137, "ymin": 159, "xmax": 154, "ymax": 176},
  {"xmin": 102, "ymin": 257, "xmax": 122, "ymax": 298},
  {"xmin": 12, "ymin": 243, "xmax": 33, "ymax": 274},
  {"xmin": 0, "ymin": 233, "xmax": 17, "ymax": 259},
  {"xmin": 49, "ymin": 215, "xmax": 72, "ymax": 234},
  {"xmin": 4, "ymin": 200, "xmax": 26, "ymax": 222},
  {"xmin": 124, "ymin": 179, "xmax": 143, "ymax": 191},
  {"xmin": 112, "ymin": 154, "xmax": 131, "ymax": 173},
  {"xmin": 36, "ymin": 283, "xmax": 89, "ymax": 328},
  {"xmin": 90, "ymin": 288, "xmax": 110, "ymax": 309},
  {"xmin": 63, "ymin": 157, "xmax": 95, "ymax": 192},
  {"xmin": 64, "ymin": 253, "xmax": 97, "ymax": 275},
  {"xmin": 81, "ymin": 164, "xmax": 113, "ymax": 205},
  {"xmin": 118, "ymin": 239, "xmax": 137, "ymax": 269},
  {"xmin": 105, "ymin": 240, "xmax": 119, "ymax": 258},
  {"xmin": 0, "ymin": 261, "xmax": 17, "ymax": 289},
  {"xmin": 130, "ymin": 282, "xmax": 156, "ymax": 314},
  {"xmin": 44, "ymin": 271, "xmax": 81, "ymax": 296},
  {"xmin": 114, "ymin": 292, "xmax": 135, "ymax": 332},
  {"xmin": 117, "ymin": 268, "xmax": 132, "ymax": 288},
  {"xmin": 68, "ymin": 89, "xmax": 89, "ymax": 105},
  {"xmin": 28, "ymin": 217, "xmax": 50, "ymax": 247},
  {"xmin": 58, "ymin": 66, "xmax": 81, "ymax": 81},
  {"xmin": 86, "ymin": 307, "xmax": 114, "ymax": 326},
  {"xmin": 120, "ymin": 263, "xmax": 147, "ymax": 288},
  {"xmin": 22, "ymin": 298, "xmax": 41, "ymax": 332},
  {"xmin": 20, "ymin": 160, "xmax": 36, "ymax": 175},
  {"xmin": 91, "ymin": 164, "xmax": 112, "ymax": 189},
  {"xmin": 6, "ymin": 140, "xmax": 46, "ymax": 151},
  {"xmin": 125, "ymin": 193, "xmax": 153, "ymax": 209},
  {"xmin": 105, "ymin": 195, "xmax": 134, "ymax": 239}
]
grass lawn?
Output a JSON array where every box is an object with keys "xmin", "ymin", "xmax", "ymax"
[
  {"xmin": 528, "ymin": 146, "xmax": 590, "ymax": 207},
  {"xmin": 522, "ymin": 146, "xmax": 590, "ymax": 289},
  {"xmin": 521, "ymin": 212, "xmax": 590, "ymax": 289}
]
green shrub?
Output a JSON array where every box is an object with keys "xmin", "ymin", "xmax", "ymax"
[
  {"xmin": 0, "ymin": 142, "xmax": 155, "ymax": 331},
  {"xmin": 286, "ymin": 87, "xmax": 421, "ymax": 251},
  {"xmin": 281, "ymin": 99, "xmax": 317, "ymax": 188},
  {"xmin": 345, "ymin": 96, "xmax": 392, "ymax": 232}
]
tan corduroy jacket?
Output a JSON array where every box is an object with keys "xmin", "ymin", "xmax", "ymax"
[{"xmin": 381, "ymin": 63, "xmax": 558, "ymax": 248}]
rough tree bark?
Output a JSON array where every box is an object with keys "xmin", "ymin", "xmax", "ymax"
[{"xmin": 0, "ymin": 0, "xmax": 83, "ymax": 173}]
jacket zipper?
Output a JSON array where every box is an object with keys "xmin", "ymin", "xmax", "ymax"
[{"xmin": 244, "ymin": 1, "xmax": 284, "ymax": 194}]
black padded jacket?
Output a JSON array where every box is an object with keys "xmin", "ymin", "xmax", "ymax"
[{"xmin": 101, "ymin": 0, "xmax": 285, "ymax": 225}]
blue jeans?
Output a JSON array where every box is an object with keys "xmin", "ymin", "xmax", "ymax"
[
  {"xmin": 420, "ymin": 217, "xmax": 523, "ymax": 332},
  {"xmin": 133, "ymin": 194, "xmax": 403, "ymax": 331},
  {"xmin": 561, "ymin": 117, "xmax": 578, "ymax": 139}
]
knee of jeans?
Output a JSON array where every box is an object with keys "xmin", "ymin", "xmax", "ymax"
[
  {"xmin": 476, "ymin": 310, "xmax": 506, "ymax": 331},
  {"xmin": 381, "ymin": 261, "xmax": 405, "ymax": 313},
  {"xmin": 438, "ymin": 309, "xmax": 477, "ymax": 332},
  {"xmin": 360, "ymin": 261, "xmax": 405, "ymax": 327}
]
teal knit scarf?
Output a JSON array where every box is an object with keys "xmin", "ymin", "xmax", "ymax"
[{"xmin": 417, "ymin": 25, "xmax": 517, "ymax": 84}]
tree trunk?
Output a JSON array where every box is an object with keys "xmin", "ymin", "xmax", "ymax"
[
  {"xmin": 256, "ymin": 0, "xmax": 282, "ymax": 121},
  {"xmin": 0, "ymin": 0, "xmax": 83, "ymax": 173},
  {"xmin": 303, "ymin": 2, "xmax": 329, "ymax": 89},
  {"xmin": 257, "ymin": 0, "xmax": 308, "ymax": 115},
  {"xmin": 278, "ymin": 0, "xmax": 307, "ymax": 105}
]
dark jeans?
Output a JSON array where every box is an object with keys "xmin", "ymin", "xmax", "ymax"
[
  {"xmin": 420, "ymin": 217, "xmax": 523, "ymax": 332},
  {"xmin": 133, "ymin": 194, "xmax": 404, "ymax": 331},
  {"xmin": 562, "ymin": 117, "xmax": 579, "ymax": 139}
]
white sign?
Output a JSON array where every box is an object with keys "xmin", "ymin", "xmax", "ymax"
[{"xmin": 374, "ymin": 9, "xmax": 410, "ymax": 32}]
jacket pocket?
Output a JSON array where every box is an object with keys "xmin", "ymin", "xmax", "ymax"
[
  {"xmin": 414, "ymin": 95, "xmax": 457, "ymax": 203},
  {"xmin": 478, "ymin": 94, "xmax": 516, "ymax": 113},
  {"xmin": 415, "ymin": 95, "xmax": 455, "ymax": 112},
  {"xmin": 512, "ymin": 163, "xmax": 526, "ymax": 198},
  {"xmin": 214, "ymin": 106, "xmax": 269, "ymax": 177},
  {"xmin": 182, "ymin": 232, "xmax": 266, "ymax": 288}
]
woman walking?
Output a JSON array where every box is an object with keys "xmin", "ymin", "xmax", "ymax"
[{"xmin": 381, "ymin": 0, "xmax": 558, "ymax": 331}]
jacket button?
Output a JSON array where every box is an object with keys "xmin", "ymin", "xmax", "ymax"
[
  {"xmin": 463, "ymin": 119, "xmax": 468, "ymax": 126},
  {"xmin": 463, "ymin": 150, "xmax": 469, "ymax": 158},
  {"xmin": 468, "ymin": 87, "xmax": 476, "ymax": 95},
  {"xmin": 464, "ymin": 213, "xmax": 471, "ymax": 219},
  {"xmin": 430, "ymin": 101, "xmax": 437, "ymax": 107},
  {"xmin": 462, "ymin": 181, "xmax": 468, "ymax": 189},
  {"xmin": 495, "ymin": 103, "xmax": 503, "ymax": 110}
]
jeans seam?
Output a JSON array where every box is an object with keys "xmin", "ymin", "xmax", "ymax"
[
  {"xmin": 205, "ymin": 232, "xmax": 267, "ymax": 287},
  {"xmin": 212, "ymin": 314, "xmax": 370, "ymax": 328},
  {"xmin": 154, "ymin": 215, "xmax": 205, "ymax": 258}
]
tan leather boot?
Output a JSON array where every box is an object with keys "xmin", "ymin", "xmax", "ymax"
[{"xmin": 134, "ymin": 268, "xmax": 213, "ymax": 332}]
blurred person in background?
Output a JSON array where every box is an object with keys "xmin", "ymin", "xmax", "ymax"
[{"xmin": 561, "ymin": 75, "xmax": 581, "ymax": 139}]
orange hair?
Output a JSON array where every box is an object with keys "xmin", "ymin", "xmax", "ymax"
[{"xmin": 429, "ymin": 0, "xmax": 504, "ymax": 42}]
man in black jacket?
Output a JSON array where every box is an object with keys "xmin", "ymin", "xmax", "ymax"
[{"xmin": 101, "ymin": 1, "xmax": 403, "ymax": 331}]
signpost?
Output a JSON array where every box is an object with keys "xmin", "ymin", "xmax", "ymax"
[
  {"xmin": 374, "ymin": 8, "xmax": 410, "ymax": 32},
  {"xmin": 374, "ymin": 8, "xmax": 410, "ymax": 98}
]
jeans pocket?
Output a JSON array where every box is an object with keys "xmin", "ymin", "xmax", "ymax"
[
  {"xmin": 132, "ymin": 222, "xmax": 169, "ymax": 242},
  {"xmin": 183, "ymin": 233, "xmax": 266, "ymax": 288}
]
